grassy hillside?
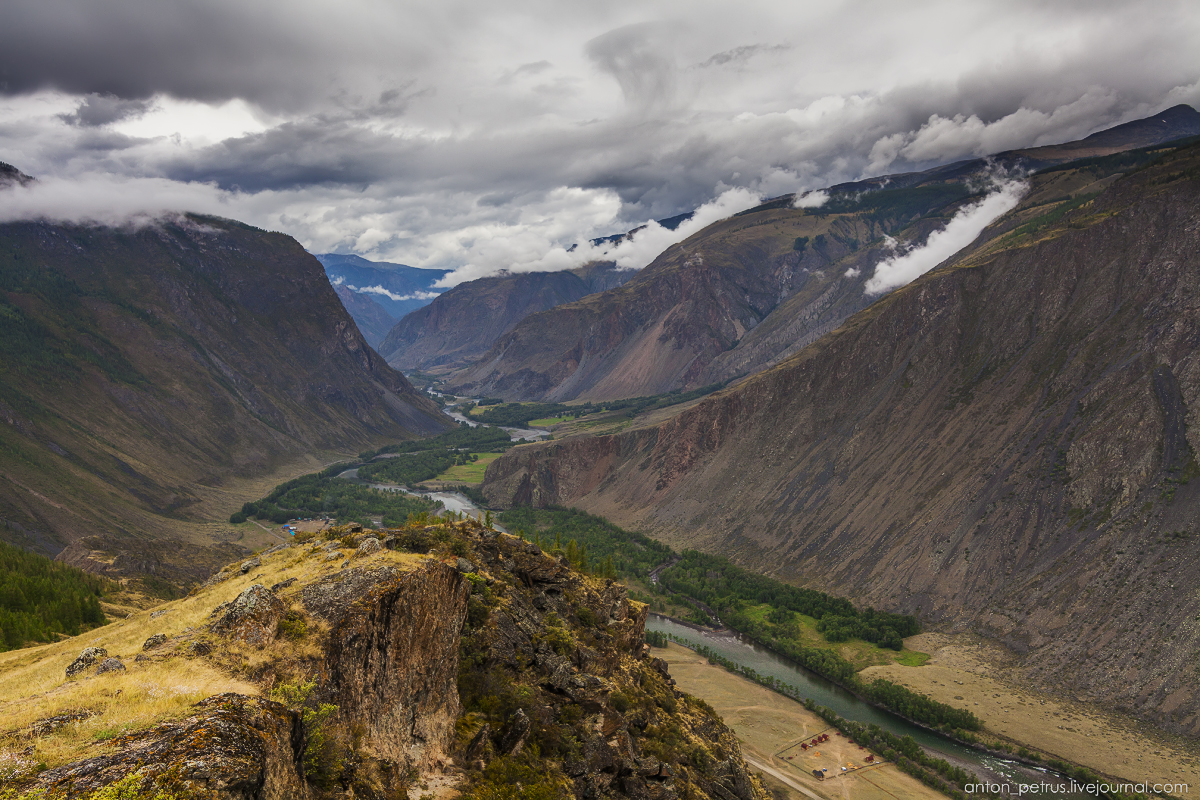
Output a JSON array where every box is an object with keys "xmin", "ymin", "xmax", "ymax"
[{"xmin": 0, "ymin": 210, "xmax": 450, "ymax": 585}]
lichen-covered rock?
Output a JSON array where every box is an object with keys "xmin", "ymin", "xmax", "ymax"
[
  {"xmin": 66, "ymin": 647, "xmax": 107, "ymax": 677},
  {"xmin": 209, "ymin": 584, "xmax": 285, "ymax": 646},
  {"xmin": 24, "ymin": 693, "xmax": 309, "ymax": 800},
  {"xmin": 201, "ymin": 569, "xmax": 234, "ymax": 590},
  {"xmin": 317, "ymin": 561, "xmax": 469, "ymax": 772},
  {"xmin": 240, "ymin": 556, "xmax": 262, "ymax": 574},
  {"xmin": 94, "ymin": 658, "xmax": 126, "ymax": 675},
  {"xmin": 356, "ymin": 537, "xmax": 382, "ymax": 557},
  {"xmin": 143, "ymin": 633, "xmax": 168, "ymax": 650}
]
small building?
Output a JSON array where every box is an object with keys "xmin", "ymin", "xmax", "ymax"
[{"xmin": 812, "ymin": 769, "xmax": 825, "ymax": 780}]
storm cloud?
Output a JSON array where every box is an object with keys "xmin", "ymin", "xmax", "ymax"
[{"xmin": 1, "ymin": 0, "xmax": 1197, "ymax": 283}]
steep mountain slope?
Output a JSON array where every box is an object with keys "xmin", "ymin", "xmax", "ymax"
[
  {"xmin": 481, "ymin": 142, "xmax": 1200, "ymax": 735},
  {"xmin": 332, "ymin": 284, "xmax": 396, "ymax": 348},
  {"xmin": 0, "ymin": 206, "xmax": 450, "ymax": 583},
  {"xmin": 315, "ymin": 253, "xmax": 449, "ymax": 319},
  {"xmin": 449, "ymin": 106, "xmax": 1200, "ymax": 402},
  {"xmin": 379, "ymin": 261, "xmax": 632, "ymax": 373}
]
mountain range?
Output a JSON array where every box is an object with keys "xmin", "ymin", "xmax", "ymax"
[
  {"xmin": 376, "ymin": 260, "xmax": 633, "ymax": 373},
  {"xmin": 481, "ymin": 134, "xmax": 1200, "ymax": 736},
  {"xmin": 437, "ymin": 105, "xmax": 1200, "ymax": 402}
]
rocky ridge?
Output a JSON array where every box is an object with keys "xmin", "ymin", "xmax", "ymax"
[
  {"xmin": 3, "ymin": 518, "xmax": 768, "ymax": 800},
  {"xmin": 379, "ymin": 261, "xmax": 633, "ymax": 374}
]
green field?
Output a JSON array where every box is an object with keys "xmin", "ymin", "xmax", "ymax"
[
  {"xmin": 433, "ymin": 452, "xmax": 502, "ymax": 483},
  {"xmin": 527, "ymin": 415, "xmax": 572, "ymax": 427}
]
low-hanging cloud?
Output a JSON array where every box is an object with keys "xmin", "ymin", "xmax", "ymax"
[
  {"xmin": 863, "ymin": 179, "xmax": 1026, "ymax": 295},
  {"xmin": 342, "ymin": 282, "xmax": 440, "ymax": 302},
  {"xmin": 0, "ymin": 173, "xmax": 237, "ymax": 227},
  {"xmin": 433, "ymin": 186, "xmax": 762, "ymax": 287}
]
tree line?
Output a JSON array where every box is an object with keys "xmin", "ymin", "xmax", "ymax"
[{"xmin": 0, "ymin": 540, "xmax": 108, "ymax": 651}]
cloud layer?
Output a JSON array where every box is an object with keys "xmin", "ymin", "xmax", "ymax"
[{"xmin": 1, "ymin": 0, "xmax": 1197, "ymax": 283}]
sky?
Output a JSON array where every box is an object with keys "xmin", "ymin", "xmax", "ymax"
[{"xmin": 1, "ymin": 0, "xmax": 1198, "ymax": 286}]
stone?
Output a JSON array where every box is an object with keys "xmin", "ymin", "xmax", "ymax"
[
  {"xmin": 239, "ymin": 557, "xmax": 261, "ymax": 574},
  {"xmin": 23, "ymin": 694, "xmax": 308, "ymax": 800},
  {"xmin": 150, "ymin": 609, "xmax": 168, "ymax": 619},
  {"xmin": 498, "ymin": 708, "xmax": 531, "ymax": 756},
  {"xmin": 269, "ymin": 577, "xmax": 297, "ymax": 593},
  {"xmin": 94, "ymin": 658, "xmax": 126, "ymax": 675},
  {"xmin": 455, "ymin": 557, "xmax": 475, "ymax": 573},
  {"xmin": 142, "ymin": 634, "xmax": 167, "ymax": 651},
  {"xmin": 66, "ymin": 647, "xmax": 107, "ymax": 677},
  {"xmin": 356, "ymin": 537, "xmax": 382, "ymax": 557},
  {"xmin": 209, "ymin": 585, "xmax": 285, "ymax": 647}
]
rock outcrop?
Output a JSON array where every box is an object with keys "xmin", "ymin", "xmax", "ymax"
[
  {"xmin": 210, "ymin": 584, "xmax": 287, "ymax": 647},
  {"xmin": 10, "ymin": 518, "xmax": 768, "ymax": 800},
  {"xmin": 27, "ymin": 694, "xmax": 309, "ymax": 799}
]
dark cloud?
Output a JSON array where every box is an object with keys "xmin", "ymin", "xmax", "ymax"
[
  {"xmin": 58, "ymin": 93, "xmax": 155, "ymax": 127},
  {"xmin": 0, "ymin": 0, "xmax": 1196, "ymax": 283}
]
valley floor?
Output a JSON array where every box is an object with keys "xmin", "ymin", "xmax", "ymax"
[
  {"xmin": 659, "ymin": 642, "xmax": 947, "ymax": 800},
  {"xmin": 861, "ymin": 633, "xmax": 1200, "ymax": 789}
]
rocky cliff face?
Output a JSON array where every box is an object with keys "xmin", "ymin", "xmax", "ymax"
[
  {"xmin": 379, "ymin": 261, "xmax": 632, "ymax": 373},
  {"xmin": 332, "ymin": 285, "xmax": 397, "ymax": 349},
  {"xmin": 6, "ymin": 519, "xmax": 767, "ymax": 800},
  {"xmin": 448, "ymin": 106, "xmax": 1200, "ymax": 403},
  {"xmin": 482, "ymin": 142, "xmax": 1200, "ymax": 736},
  {"xmin": 0, "ymin": 207, "xmax": 451, "ymax": 581}
]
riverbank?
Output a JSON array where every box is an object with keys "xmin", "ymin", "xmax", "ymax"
[
  {"xmin": 660, "ymin": 642, "xmax": 948, "ymax": 800},
  {"xmin": 863, "ymin": 632, "xmax": 1200, "ymax": 789}
]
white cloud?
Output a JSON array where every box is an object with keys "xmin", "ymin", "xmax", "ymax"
[
  {"xmin": 432, "ymin": 185, "xmax": 761, "ymax": 287},
  {"xmin": 0, "ymin": 173, "xmax": 237, "ymax": 226},
  {"xmin": 793, "ymin": 190, "xmax": 829, "ymax": 209},
  {"xmin": 864, "ymin": 179, "xmax": 1026, "ymax": 295},
  {"xmin": 347, "ymin": 284, "xmax": 441, "ymax": 302}
]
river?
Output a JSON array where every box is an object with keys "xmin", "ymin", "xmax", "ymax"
[
  {"xmin": 445, "ymin": 410, "xmax": 548, "ymax": 442},
  {"xmin": 336, "ymin": 467, "xmax": 498, "ymax": 522},
  {"xmin": 646, "ymin": 615, "xmax": 1098, "ymax": 795}
]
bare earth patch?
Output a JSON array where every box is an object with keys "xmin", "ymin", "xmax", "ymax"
[{"xmin": 861, "ymin": 632, "xmax": 1200, "ymax": 787}]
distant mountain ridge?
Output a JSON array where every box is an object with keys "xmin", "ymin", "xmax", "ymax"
[
  {"xmin": 0, "ymin": 198, "xmax": 450, "ymax": 583},
  {"xmin": 447, "ymin": 105, "xmax": 1200, "ymax": 402},
  {"xmin": 315, "ymin": 253, "xmax": 450, "ymax": 318},
  {"xmin": 378, "ymin": 260, "xmax": 634, "ymax": 373}
]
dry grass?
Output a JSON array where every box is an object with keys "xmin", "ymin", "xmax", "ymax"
[{"xmin": 0, "ymin": 540, "xmax": 431, "ymax": 772}]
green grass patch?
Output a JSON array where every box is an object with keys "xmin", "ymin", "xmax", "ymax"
[
  {"xmin": 896, "ymin": 650, "xmax": 932, "ymax": 667},
  {"xmin": 527, "ymin": 416, "xmax": 572, "ymax": 427},
  {"xmin": 434, "ymin": 452, "xmax": 502, "ymax": 483}
]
